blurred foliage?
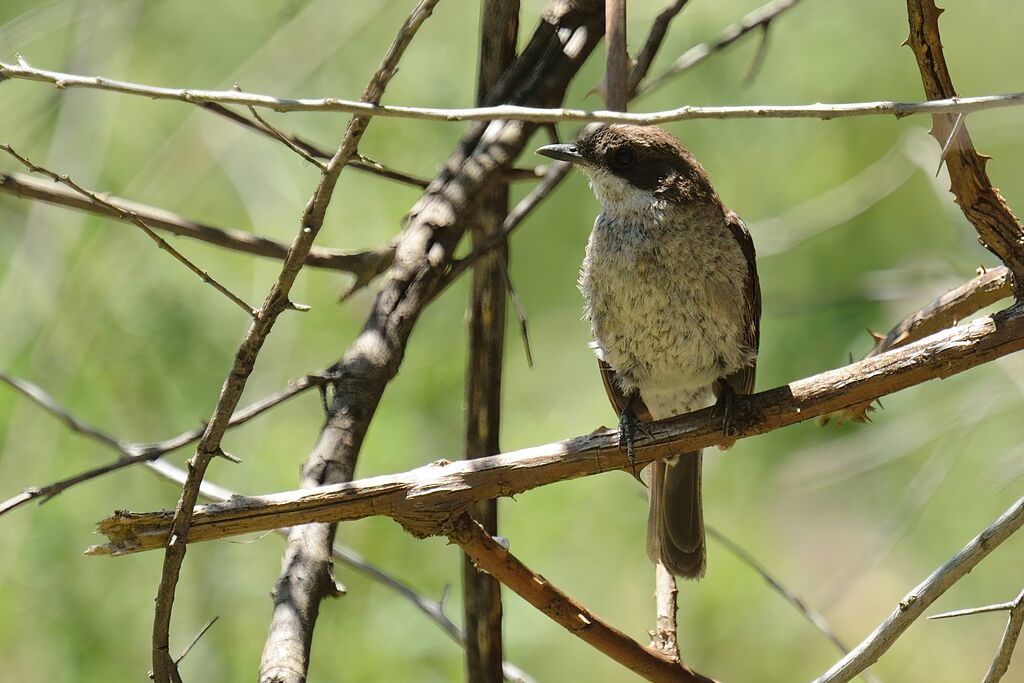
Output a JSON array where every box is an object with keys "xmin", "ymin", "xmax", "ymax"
[{"xmin": 1, "ymin": 1, "xmax": 1023, "ymax": 681}]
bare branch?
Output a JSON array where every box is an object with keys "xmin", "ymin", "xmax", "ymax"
[
  {"xmin": 448, "ymin": 514, "xmax": 714, "ymax": 683},
  {"xmin": 651, "ymin": 563, "xmax": 680, "ymax": 661},
  {"xmin": 639, "ymin": 0, "xmax": 805, "ymax": 94},
  {"xmin": 88, "ymin": 303, "xmax": 1024, "ymax": 554},
  {"xmin": 813, "ymin": 496, "xmax": 1024, "ymax": 683},
  {"xmin": 906, "ymin": 0, "xmax": 1024, "ymax": 296},
  {"xmin": 627, "ymin": 0, "xmax": 692, "ymax": 95},
  {"xmin": 4, "ymin": 57, "xmax": 1024, "ymax": 124},
  {"xmin": 604, "ymin": 0, "xmax": 628, "ymax": 111},
  {"xmin": 0, "ymin": 171, "xmax": 393, "ymax": 276},
  {"xmin": 0, "ymin": 145, "xmax": 256, "ymax": 316}
]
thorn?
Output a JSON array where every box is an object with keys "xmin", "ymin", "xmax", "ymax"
[
  {"xmin": 217, "ymin": 449, "xmax": 242, "ymax": 464},
  {"xmin": 286, "ymin": 300, "xmax": 311, "ymax": 312},
  {"xmin": 867, "ymin": 328, "xmax": 885, "ymax": 343},
  {"xmin": 935, "ymin": 112, "xmax": 965, "ymax": 177},
  {"xmin": 875, "ymin": 397, "xmax": 885, "ymax": 410}
]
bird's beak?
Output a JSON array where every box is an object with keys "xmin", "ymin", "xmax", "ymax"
[{"xmin": 535, "ymin": 143, "xmax": 586, "ymax": 165}]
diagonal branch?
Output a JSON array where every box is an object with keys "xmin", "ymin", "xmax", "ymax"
[
  {"xmin": 813, "ymin": 496, "xmax": 1024, "ymax": 683},
  {"xmin": 4, "ymin": 57, "xmax": 1024, "ymax": 124},
  {"xmin": 905, "ymin": 0, "xmax": 1024, "ymax": 296},
  {"xmin": 0, "ymin": 145, "xmax": 256, "ymax": 316},
  {"xmin": 449, "ymin": 514, "xmax": 714, "ymax": 683},
  {"xmin": 0, "ymin": 171, "xmax": 393, "ymax": 277},
  {"xmin": 89, "ymin": 303, "xmax": 1024, "ymax": 555},
  {"xmin": 638, "ymin": 0, "xmax": 804, "ymax": 95}
]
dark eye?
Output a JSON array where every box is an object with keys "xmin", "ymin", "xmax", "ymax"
[{"xmin": 612, "ymin": 146, "xmax": 636, "ymax": 166}]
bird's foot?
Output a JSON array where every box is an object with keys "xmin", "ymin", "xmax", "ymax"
[
  {"xmin": 712, "ymin": 380, "xmax": 748, "ymax": 449},
  {"xmin": 618, "ymin": 400, "xmax": 653, "ymax": 482}
]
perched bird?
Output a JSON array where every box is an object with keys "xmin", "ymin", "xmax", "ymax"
[{"xmin": 537, "ymin": 125, "xmax": 761, "ymax": 578}]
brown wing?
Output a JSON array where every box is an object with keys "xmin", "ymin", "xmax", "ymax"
[
  {"xmin": 599, "ymin": 360, "xmax": 653, "ymax": 422},
  {"xmin": 721, "ymin": 210, "xmax": 761, "ymax": 396}
]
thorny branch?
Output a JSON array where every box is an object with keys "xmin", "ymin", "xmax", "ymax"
[
  {"xmin": 812, "ymin": 495, "xmax": 1024, "ymax": 683},
  {"xmin": 3, "ymin": 56, "xmax": 1024, "ymax": 125},
  {"xmin": 928, "ymin": 587, "xmax": 1024, "ymax": 683}
]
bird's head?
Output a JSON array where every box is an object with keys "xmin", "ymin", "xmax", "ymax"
[{"xmin": 536, "ymin": 124, "xmax": 715, "ymax": 211}]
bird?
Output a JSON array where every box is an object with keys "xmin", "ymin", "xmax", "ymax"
[{"xmin": 537, "ymin": 124, "xmax": 761, "ymax": 578}]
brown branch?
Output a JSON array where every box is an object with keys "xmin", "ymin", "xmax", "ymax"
[
  {"xmin": 905, "ymin": 0, "xmax": 1024, "ymax": 297},
  {"xmin": 814, "ymin": 495, "xmax": 1024, "ymax": 683},
  {"xmin": 821, "ymin": 265, "xmax": 1011, "ymax": 425},
  {"xmin": 5, "ymin": 56, "xmax": 1024, "ymax": 124},
  {"xmin": 461, "ymin": 2, "xmax": 519, "ymax": 681},
  {"xmin": 637, "ymin": 0, "xmax": 805, "ymax": 95},
  {"xmin": 0, "ymin": 146, "xmax": 256, "ymax": 316},
  {"xmin": 627, "ymin": 0, "xmax": 692, "ymax": 95},
  {"xmin": 604, "ymin": 0, "xmax": 628, "ymax": 111},
  {"xmin": 251, "ymin": 4, "xmax": 444, "ymax": 682},
  {"xmin": 0, "ymin": 171, "xmax": 393, "ymax": 277},
  {"xmin": 0, "ymin": 372, "xmax": 322, "ymax": 517},
  {"xmin": 89, "ymin": 302, "xmax": 1024, "ymax": 554},
  {"xmin": 448, "ymin": 514, "xmax": 714, "ymax": 683}
]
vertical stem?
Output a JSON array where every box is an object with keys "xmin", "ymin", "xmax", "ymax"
[
  {"xmin": 651, "ymin": 562, "xmax": 680, "ymax": 660},
  {"xmin": 605, "ymin": 0, "xmax": 629, "ymax": 110},
  {"xmin": 463, "ymin": 2, "xmax": 519, "ymax": 682}
]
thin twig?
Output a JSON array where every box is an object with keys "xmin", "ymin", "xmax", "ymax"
[
  {"xmin": 627, "ymin": 0, "xmax": 692, "ymax": 95},
  {"xmin": 4, "ymin": 57, "xmax": 1024, "ymax": 124},
  {"xmin": 0, "ymin": 145, "xmax": 256, "ymax": 316},
  {"xmin": 813, "ymin": 497, "xmax": 1024, "ymax": 683},
  {"xmin": 639, "ymin": 0, "xmax": 804, "ymax": 94},
  {"xmin": 174, "ymin": 617, "xmax": 219, "ymax": 666},
  {"xmin": 706, "ymin": 527, "xmax": 882, "ymax": 683},
  {"xmin": 89, "ymin": 303, "xmax": 1024, "ymax": 554},
  {"xmin": 0, "ymin": 171, "xmax": 393, "ymax": 276},
  {"xmin": 0, "ymin": 373, "xmax": 323, "ymax": 517},
  {"xmin": 246, "ymin": 105, "xmax": 328, "ymax": 171}
]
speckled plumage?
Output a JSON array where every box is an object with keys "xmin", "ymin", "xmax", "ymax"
[{"xmin": 539, "ymin": 124, "xmax": 761, "ymax": 578}]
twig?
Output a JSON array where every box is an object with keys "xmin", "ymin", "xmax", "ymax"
[
  {"xmin": 448, "ymin": 514, "xmax": 714, "ymax": 683},
  {"xmin": 906, "ymin": 0, "xmax": 1024, "ymax": 296},
  {"xmin": 813, "ymin": 495, "xmax": 1024, "ymax": 683},
  {"xmin": 0, "ymin": 171, "xmax": 394, "ymax": 276},
  {"xmin": 0, "ymin": 145, "xmax": 256, "ymax": 317},
  {"xmin": 638, "ymin": 0, "xmax": 805, "ymax": 94},
  {"xmin": 174, "ymin": 617, "xmax": 219, "ymax": 666},
  {"xmin": 706, "ymin": 527, "xmax": 882, "ymax": 683},
  {"xmin": 246, "ymin": 105, "xmax": 328, "ymax": 171},
  {"xmin": 929, "ymin": 595, "xmax": 1023, "ymax": 620},
  {"xmin": 4, "ymin": 57, "xmax": 1024, "ymax": 124},
  {"xmin": 89, "ymin": 302, "xmax": 1024, "ymax": 554},
  {"xmin": 0, "ymin": 372, "xmax": 322, "ymax": 517},
  {"xmin": 143, "ymin": 459, "xmax": 536, "ymax": 683}
]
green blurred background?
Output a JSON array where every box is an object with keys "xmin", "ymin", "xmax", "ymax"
[{"xmin": 1, "ymin": 1, "xmax": 1022, "ymax": 680}]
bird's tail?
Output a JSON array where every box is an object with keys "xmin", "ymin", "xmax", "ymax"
[{"xmin": 646, "ymin": 452, "xmax": 705, "ymax": 579}]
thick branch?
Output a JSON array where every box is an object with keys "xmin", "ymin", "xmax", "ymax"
[
  {"xmin": 4, "ymin": 58, "xmax": 1024, "ymax": 124},
  {"xmin": 449, "ymin": 515, "xmax": 713, "ymax": 683},
  {"xmin": 813, "ymin": 495, "xmax": 1024, "ymax": 683},
  {"xmin": 0, "ymin": 171, "xmax": 392, "ymax": 276},
  {"xmin": 905, "ymin": 0, "xmax": 1024, "ymax": 295},
  {"xmin": 89, "ymin": 303, "xmax": 1024, "ymax": 554}
]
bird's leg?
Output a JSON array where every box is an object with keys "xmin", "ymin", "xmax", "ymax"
[
  {"xmin": 712, "ymin": 379, "xmax": 741, "ymax": 444},
  {"xmin": 619, "ymin": 391, "xmax": 653, "ymax": 482}
]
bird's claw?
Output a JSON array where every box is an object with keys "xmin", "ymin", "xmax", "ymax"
[{"xmin": 618, "ymin": 405, "xmax": 653, "ymax": 483}]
